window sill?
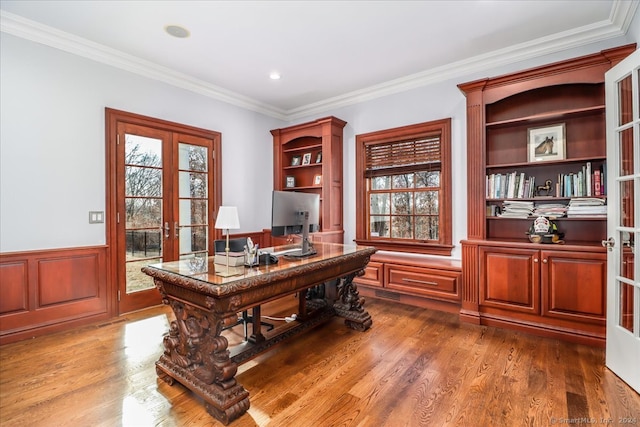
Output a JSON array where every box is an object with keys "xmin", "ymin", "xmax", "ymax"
[{"xmin": 353, "ymin": 239, "xmax": 453, "ymax": 256}]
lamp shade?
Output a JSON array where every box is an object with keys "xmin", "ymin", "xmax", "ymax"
[{"xmin": 215, "ymin": 206, "xmax": 240, "ymax": 230}]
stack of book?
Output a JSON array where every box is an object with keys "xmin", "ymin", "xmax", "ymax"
[
  {"xmin": 214, "ymin": 251, "xmax": 245, "ymax": 267},
  {"xmin": 532, "ymin": 203, "xmax": 568, "ymax": 218},
  {"xmin": 566, "ymin": 198, "xmax": 607, "ymax": 217},
  {"xmin": 499, "ymin": 200, "xmax": 534, "ymax": 218}
]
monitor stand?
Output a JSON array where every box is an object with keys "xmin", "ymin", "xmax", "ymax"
[{"xmin": 283, "ymin": 211, "xmax": 317, "ymax": 259}]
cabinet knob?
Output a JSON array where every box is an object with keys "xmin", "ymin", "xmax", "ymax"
[
  {"xmin": 534, "ymin": 258, "xmax": 539, "ymax": 263},
  {"xmin": 542, "ymin": 259, "xmax": 548, "ymax": 263}
]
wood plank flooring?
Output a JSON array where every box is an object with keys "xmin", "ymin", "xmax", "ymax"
[{"xmin": 1, "ymin": 297, "xmax": 638, "ymax": 426}]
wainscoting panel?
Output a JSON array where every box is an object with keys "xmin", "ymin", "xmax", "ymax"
[
  {"xmin": 0, "ymin": 260, "xmax": 29, "ymax": 314},
  {"xmin": 38, "ymin": 254, "xmax": 101, "ymax": 306},
  {"xmin": 0, "ymin": 246, "xmax": 109, "ymax": 344}
]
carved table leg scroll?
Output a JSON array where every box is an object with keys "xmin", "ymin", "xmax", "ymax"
[
  {"xmin": 155, "ymin": 295, "xmax": 250, "ymax": 425},
  {"xmin": 332, "ymin": 271, "xmax": 372, "ymax": 331}
]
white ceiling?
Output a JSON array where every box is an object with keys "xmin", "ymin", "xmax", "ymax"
[{"xmin": 1, "ymin": 1, "xmax": 638, "ymax": 120}]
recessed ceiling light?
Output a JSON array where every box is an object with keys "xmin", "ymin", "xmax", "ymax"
[
  {"xmin": 165, "ymin": 25, "xmax": 190, "ymax": 38},
  {"xmin": 269, "ymin": 72, "xmax": 281, "ymax": 80}
]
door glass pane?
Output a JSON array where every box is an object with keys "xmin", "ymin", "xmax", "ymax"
[
  {"xmin": 180, "ymin": 225, "xmax": 208, "ymax": 255},
  {"xmin": 617, "ymin": 74, "xmax": 632, "ymax": 126},
  {"xmin": 619, "ymin": 127, "xmax": 634, "ymax": 177},
  {"xmin": 125, "ymin": 134, "xmax": 163, "ymax": 293},
  {"xmin": 620, "ymin": 180, "xmax": 635, "ymax": 228},
  {"xmin": 178, "ymin": 143, "xmax": 209, "ymax": 256},
  {"xmin": 619, "ymin": 280, "xmax": 634, "ymax": 333},
  {"xmin": 620, "ymin": 231, "xmax": 635, "ymax": 281}
]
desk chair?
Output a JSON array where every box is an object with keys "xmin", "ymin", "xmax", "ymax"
[{"xmin": 216, "ymin": 238, "xmax": 274, "ymax": 341}]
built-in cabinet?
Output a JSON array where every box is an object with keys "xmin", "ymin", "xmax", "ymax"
[
  {"xmin": 458, "ymin": 44, "xmax": 635, "ymax": 346},
  {"xmin": 355, "ymin": 253, "xmax": 462, "ymax": 314},
  {"xmin": 479, "ymin": 243, "xmax": 606, "ymax": 344},
  {"xmin": 271, "ymin": 116, "xmax": 347, "ymax": 243}
]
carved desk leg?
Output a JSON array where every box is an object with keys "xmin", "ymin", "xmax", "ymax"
[
  {"xmin": 332, "ymin": 271, "xmax": 372, "ymax": 331},
  {"xmin": 155, "ymin": 284, "xmax": 250, "ymax": 425}
]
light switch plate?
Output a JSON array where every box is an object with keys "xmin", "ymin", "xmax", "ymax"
[{"xmin": 89, "ymin": 211, "xmax": 104, "ymax": 223}]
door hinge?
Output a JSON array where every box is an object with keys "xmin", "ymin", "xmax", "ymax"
[
  {"xmin": 118, "ymin": 290, "xmax": 121, "ymax": 301},
  {"xmin": 117, "ymin": 134, "xmax": 120, "ymax": 145},
  {"xmin": 117, "ymin": 212, "xmax": 120, "ymax": 223}
]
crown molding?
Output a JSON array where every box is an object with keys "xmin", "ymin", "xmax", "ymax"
[
  {"xmin": 0, "ymin": 11, "xmax": 289, "ymax": 120},
  {"xmin": 2, "ymin": 1, "xmax": 636, "ymax": 122},
  {"xmin": 286, "ymin": 0, "xmax": 637, "ymax": 120}
]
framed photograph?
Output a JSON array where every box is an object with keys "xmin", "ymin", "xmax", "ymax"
[
  {"xmin": 291, "ymin": 155, "xmax": 302, "ymax": 166},
  {"xmin": 285, "ymin": 176, "xmax": 296, "ymax": 188},
  {"xmin": 528, "ymin": 123, "xmax": 566, "ymax": 162},
  {"xmin": 302, "ymin": 152, "xmax": 312, "ymax": 165},
  {"xmin": 313, "ymin": 174, "xmax": 322, "ymax": 186},
  {"xmin": 315, "ymin": 152, "xmax": 322, "ymax": 163}
]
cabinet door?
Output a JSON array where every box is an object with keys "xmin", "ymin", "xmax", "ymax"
[
  {"xmin": 479, "ymin": 247, "xmax": 540, "ymax": 314},
  {"xmin": 541, "ymin": 250, "xmax": 606, "ymax": 323}
]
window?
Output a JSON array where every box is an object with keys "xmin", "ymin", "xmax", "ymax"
[{"xmin": 354, "ymin": 118, "xmax": 452, "ymax": 255}]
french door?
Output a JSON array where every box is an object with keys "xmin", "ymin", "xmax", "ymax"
[
  {"xmin": 604, "ymin": 48, "xmax": 640, "ymax": 392},
  {"xmin": 107, "ymin": 109, "xmax": 222, "ymax": 314}
]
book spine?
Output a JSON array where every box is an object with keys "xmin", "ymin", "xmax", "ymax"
[{"xmin": 586, "ymin": 162, "xmax": 592, "ymax": 197}]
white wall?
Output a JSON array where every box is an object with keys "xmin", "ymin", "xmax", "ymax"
[
  {"xmin": 0, "ymin": 33, "xmax": 283, "ymax": 252},
  {"xmin": 1, "ymin": 17, "xmax": 638, "ymax": 257}
]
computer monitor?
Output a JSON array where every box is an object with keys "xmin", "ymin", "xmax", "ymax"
[{"xmin": 271, "ymin": 190, "xmax": 320, "ymax": 258}]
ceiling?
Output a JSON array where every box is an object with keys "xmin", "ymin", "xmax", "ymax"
[{"xmin": 1, "ymin": 1, "xmax": 637, "ymax": 120}]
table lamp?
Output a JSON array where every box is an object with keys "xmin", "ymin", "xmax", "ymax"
[{"xmin": 214, "ymin": 206, "xmax": 241, "ymax": 277}]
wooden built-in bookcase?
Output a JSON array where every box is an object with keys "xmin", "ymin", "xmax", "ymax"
[
  {"xmin": 271, "ymin": 116, "xmax": 347, "ymax": 243},
  {"xmin": 458, "ymin": 44, "xmax": 636, "ymax": 346}
]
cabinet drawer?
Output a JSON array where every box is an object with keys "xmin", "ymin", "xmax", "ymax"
[
  {"xmin": 354, "ymin": 261, "xmax": 383, "ymax": 287},
  {"xmin": 385, "ymin": 264, "xmax": 460, "ymax": 300}
]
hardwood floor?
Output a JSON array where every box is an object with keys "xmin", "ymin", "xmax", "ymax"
[{"xmin": 1, "ymin": 297, "xmax": 638, "ymax": 426}]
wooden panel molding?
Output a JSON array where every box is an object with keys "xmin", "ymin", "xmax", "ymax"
[
  {"xmin": 0, "ymin": 261, "xmax": 29, "ymax": 314},
  {"xmin": 0, "ymin": 246, "xmax": 109, "ymax": 345},
  {"xmin": 38, "ymin": 254, "xmax": 101, "ymax": 306}
]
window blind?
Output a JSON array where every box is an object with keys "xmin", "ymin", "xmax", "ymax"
[{"xmin": 364, "ymin": 135, "xmax": 441, "ymax": 177}]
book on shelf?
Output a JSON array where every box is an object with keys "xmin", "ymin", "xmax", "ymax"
[
  {"xmin": 486, "ymin": 172, "xmax": 535, "ymax": 199},
  {"xmin": 550, "ymin": 162, "xmax": 605, "ymax": 198},
  {"xmin": 214, "ymin": 251, "xmax": 245, "ymax": 266}
]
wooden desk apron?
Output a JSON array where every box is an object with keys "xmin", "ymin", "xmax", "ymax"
[{"xmin": 141, "ymin": 243, "xmax": 376, "ymax": 425}]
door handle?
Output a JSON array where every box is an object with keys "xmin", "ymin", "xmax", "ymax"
[
  {"xmin": 164, "ymin": 222, "xmax": 170, "ymax": 238},
  {"xmin": 602, "ymin": 237, "xmax": 615, "ymax": 251},
  {"xmin": 174, "ymin": 222, "xmax": 180, "ymax": 238}
]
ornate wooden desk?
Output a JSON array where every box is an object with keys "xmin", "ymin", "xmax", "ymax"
[{"xmin": 141, "ymin": 243, "xmax": 376, "ymax": 425}]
